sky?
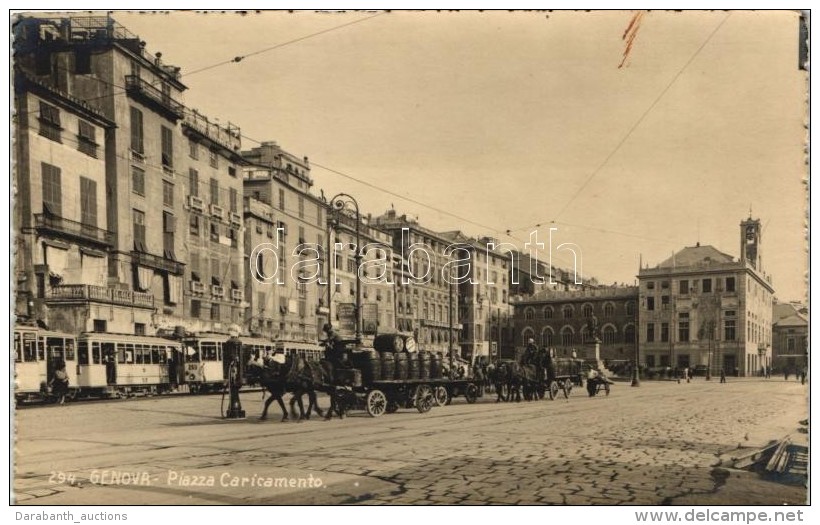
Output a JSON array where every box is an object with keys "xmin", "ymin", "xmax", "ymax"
[{"xmin": 55, "ymin": 10, "xmax": 811, "ymax": 300}]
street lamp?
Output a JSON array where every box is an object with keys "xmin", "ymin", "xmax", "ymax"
[{"xmin": 329, "ymin": 193, "xmax": 362, "ymax": 344}]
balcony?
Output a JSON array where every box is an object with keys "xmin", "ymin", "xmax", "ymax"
[
  {"xmin": 131, "ymin": 250, "xmax": 184, "ymax": 275},
  {"xmin": 181, "ymin": 108, "xmax": 241, "ymax": 154},
  {"xmin": 124, "ymin": 75, "xmax": 184, "ymax": 121},
  {"xmin": 34, "ymin": 213, "xmax": 113, "ymax": 249},
  {"xmin": 47, "ymin": 284, "xmax": 154, "ymax": 309}
]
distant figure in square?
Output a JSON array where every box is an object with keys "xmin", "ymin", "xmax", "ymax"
[{"xmin": 719, "ymin": 368, "xmax": 726, "ymax": 383}]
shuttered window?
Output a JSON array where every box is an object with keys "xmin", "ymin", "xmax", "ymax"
[{"xmin": 41, "ymin": 163, "xmax": 62, "ymax": 216}]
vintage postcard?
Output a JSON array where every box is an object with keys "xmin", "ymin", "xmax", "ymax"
[{"xmin": 10, "ymin": 9, "xmax": 809, "ymax": 514}]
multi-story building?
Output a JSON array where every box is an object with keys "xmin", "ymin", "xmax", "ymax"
[
  {"xmin": 511, "ymin": 286, "xmax": 639, "ymax": 363},
  {"xmin": 242, "ymin": 141, "xmax": 327, "ymax": 342},
  {"xmin": 14, "ymin": 15, "xmax": 248, "ymax": 336},
  {"xmin": 439, "ymin": 231, "xmax": 512, "ymax": 362},
  {"xmin": 771, "ymin": 301, "xmax": 808, "ymax": 374},
  {"xmin": 637, "ymin": 218, "xmax": 775, "ymax": 376},
  {"xmin": 371, "ymin": 210, "xmax": 459, "ymax": 356}
]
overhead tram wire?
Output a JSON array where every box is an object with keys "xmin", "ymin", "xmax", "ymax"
[{"xmin": 507, "ymin": 12, "xmax": 733, "ymax": 231}]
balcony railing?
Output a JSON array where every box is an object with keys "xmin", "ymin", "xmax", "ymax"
[
  {"xmin": 131, "ymin": 250, "xmax": 185, "ymax": 275},
  {"xmin": 46, "ymin": 284, "xmax": 155, "ymax": 308},
  {"xmin": 124, "ymin": 75, "xmax": 184, "ymax": 120},
  {"xmin": 182, "ymin": 108, "xmax": 241, "ymax": 153},
  {"xmin": 34, "ymin": 213, "xmax": 113, "ymax": 248}
]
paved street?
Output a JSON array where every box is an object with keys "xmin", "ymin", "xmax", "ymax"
[{"xmin": 13, "ymin": 378, "xmax": 808, "ymax": 505}]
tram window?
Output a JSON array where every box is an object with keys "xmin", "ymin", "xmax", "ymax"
[
  {"xmin": 134, "ymin": 345, "xmax": 144, "ymax": 364},
  {"xmin": 92, "ymin": 342, "xmax": 101, "ymax": 364},
  {"xmin": 25, "ymin": 339, "xmax": 37, "ymax": 362},
  {"xmin": 14, "ymin": 334, "xmax": 21, "ymax": 363},
  {"xmin": 202, "ymin": 342, "xmax": 218, "ymax": 361},
  {"xmin": 78, "ymin": 342, "xmax": 89, "ymax": 365},
  {"xmin": 124, "ymin": 343, "xmax": 135, "ymax": 364},
  {"xmin": 185, "ymin": 345, "xmax": 200, "ymax": 362},
  {"xmin": 65, "ymin": 340, "xmax": 76, "ymax": 361},
  {"xmin": 36, "ymin": 339, "xmax": 45, "ymax": 361},
  {"xmin": 108, "ymin": 343, "xmax": 123, "ymax": 364}
]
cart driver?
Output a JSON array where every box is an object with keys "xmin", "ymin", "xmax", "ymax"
[
  {"xmin": 322, "ymin": 323, "xmax": 351, "ymax": 369},
  {"xmin": 524, "ymin": 338, "xmax": 538, "ymax": 366}
]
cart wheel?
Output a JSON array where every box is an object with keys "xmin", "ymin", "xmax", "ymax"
[
  {"xmin": 434, "ymin": 386, "xmax": 449, "ymax": 407},
  {"xmin": 604, "ymin": 383, "xmax": 611, "ymax": 396},
  {"xmin": 366, "ymin": 389, "xmax": 387, "ymax": 417},
  {"xmin": 549, "ymin": 381, "xmax": 559, "ymax": 400},
  {"xmin": 415, "ymin": 384, "xmax": 435, "ymax": 413},
  {"xmin": 464, "ymin": 384, "xmax": 478, "ymax": 404},
  {"xmin": 562, "ymin": 379, "xmax": 572, "ymax": 399},
  {"xmin": 385, "ymin": 401, "xmax": 400, "ymax": 414}
]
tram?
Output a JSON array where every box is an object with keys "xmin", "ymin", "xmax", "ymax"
[{"xmin": 13, "ymin": 326, "xmax": 78, "ymax": 403}]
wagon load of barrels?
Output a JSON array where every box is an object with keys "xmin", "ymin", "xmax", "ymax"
[
  {"xmin": 351, "ymin": 349, "xmax": 381, "ymax": 383},
  {"xmin": 419, "ymin": 351, "xmax": 431, "ymax": 380},
  {"xmin": 430, "ymin": 353, "xmax": 443, "ymax": 379},
  {"xmin": 380, "ymin": 351, "xmax": 395, "ymax": 380},
  {"xmin": 394, "ymin": 351, "xmax": 409, "ymax": 380},
  {"xmin": 407, "ymin": 351, "xmax": 421, "ymax": 380}
]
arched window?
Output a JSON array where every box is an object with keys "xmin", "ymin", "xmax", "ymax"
[
  {"xmin": 563, "ymin": 305, "xmax": 573, "ymax": 319},
  {"xmin": 603, "ymin": 325, "xmax": 616, "ymax": 345},
  {"xmin": 582, "ymin": 303, "xmax": 594, "ymax": 318},
  {"xmin": 524, "ymin": 307, "xmax": 535, "ymax": 320},
  {"xmin": 624, "ymin": 324, "xmax": 636, "ymax": 343},
  {"xmin": 604, "ymin": 302, "xmax": 615, "ymax": 317},
  {"xmin": 625, "ymin": 301, "xmax": 635, "ymax": 316},
  {"xmin": 543, "ymin": 306, "xmax": 554, "ymax": 319},
  {"xmin": 541, "ymin": 327, "xmax": 554, "ymax": 347},
  {"xmin": 561, "ymin": 326, "xmax": 574, "ymax": 346},
  {"xmin": 580, "ymin": 325, "xmax": 591, "ymax": 343},
  {"xmin": 522, "ymin": 328, "xmax": 535, "ymax": 345}
]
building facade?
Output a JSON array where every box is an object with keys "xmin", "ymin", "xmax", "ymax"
[
  {"xmin": 242, "ymin": 142, "xmax": 327, "ymax": 342},
  {"xmin": 371, "ymin": 210, "xmax": 460, "ymax": 356},
  {"xmin": 511, "ymin": 286, "xmax": 639, "ymax": 364},
  {"xmin": 637, "ymin": 218, "xmax": 774, "ymax": 377},
  {"xmin": 771, "ymin": 301, "xmax": 808, "ymax": 374}
]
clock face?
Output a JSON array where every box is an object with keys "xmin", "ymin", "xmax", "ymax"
[{"xmin": 746, "ymin": 226, "xmax": 756, "ymax": 241}]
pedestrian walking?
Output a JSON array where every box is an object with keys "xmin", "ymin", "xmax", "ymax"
[
  {"xmin": 800, "ymin": 366, "xmax": 807, "ymax": 385},
  {"xmin": 785, "ymin": 368, "xmax": 790, "ymax": 381},
  {"xmin": 49, "ymin": 359, "xmax": 69, "ymax": 405},
  {"xmin": 719, "ymin": 369, "xmax": 726, "ymax": 383}
]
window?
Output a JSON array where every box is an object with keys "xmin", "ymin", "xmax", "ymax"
[
  {"xmin": 661, "ymin": 281, "xmax": 669, "ymax": 290},
  {"xmin": 724, "ymin": 320, "xmax": 736, "ymax": 341},
  {"xmin": 604, "ymin": 303, "xmax": 614, "ymax": 317},
  {"xmin": 541, "ymin": 330, "xmax": 553, "ymax": 347},
  {"xmin": 647, "ymin": 323, "xmax": 655, "ymax": 342},
  {"xmin": 209, "ymin": 149, "xmax": 218, "ymax": 168},
  {"xmin": 646, "ymin": 281, "xmax": 655, "ymax": 290},
  {"xmin": 229, "ymin": 188, "xmax": 238, "ymax": 213},
  {"xmin": 211, "ymin": 303, "xmax": 220, "ymax": 321},
  {"xmin": 163, "ymin": 180, "xmax": 174, "ymax": 207},
  {"xmin": 661, "ymin": 323, "xmax": 669, "ymax": 343},
  {"xmin": 661, "ymin": 295, "xmax": 670, "ymax": 309},
  {"xmin": 189, "ymin": 214, "xmax": 200, "ymax": 236},
  {"xmin": 624, "ymin": 325, "xmax": 636, "ymax": 343},
  {"xmin": 130, "ymin": 107, "xmax": 144, "ymax": 154},
  {"xmin": 602, "ymin": 326, "xmax": 615, "ymax": 345},
  {"xmin": 77, "ymin": 120, "xmax": 97, "ymax": 157},
  {"xmin": 702, "ymin": 278, "xmax": 712, "ymax": 293},
  {"xmin": 75, "ymin": 48, "xmax": 91, "ymax": 74},
  {"xmin": 228, "ymin": 166, "xmax": 237, "ymax": 178},
  {"xmin": 131, "ymin": 166, "xmax": 145, "ymax": 196},
  {"xmin": 678, "ymin": 313, "xmax": 689, "ymax": 342},
  {"xmin": 582, "ymin": 304, "xmax": 593, "ymax": 318},
  {"xmin": 787, "ymin": 338, "xmax": 796, "ymax": 352},
  {"xmin": 38, "ymin": 101, "xmax": 61, "ymax": 142},
  {"xmin": 41, "ymin": 163, "xmax": 62, "ymax": 216},
  {"xmin": 317, "ymin": 203, "xmax": 323, "ymax": 228},
  {"xmin": 726, "ymin": 277, "xmax": 736, "ymax": 292},
  {"xmin": 563, "ymin": 305, "xmax": 573, "ymax": 319},
  {"xmin": 645, "ymin": 354, "xmax": 655, "ymax": 368},
  {"xmin": 647, "ymin": 296, "xmax": 655, "ymax": 311},
  {"xmin": 210, "ymin": 222, "xmax": 219, "ymax": 243},
  {"xmin": 279, "ymin": 189, "xmax": 285, "ymax": 210},
  {"xmin": 79, "ymin": 177, "xmax": 97, "ymax": 228},
  {"xmin": 679, "ymin": 280, "xmax": 689, "ymax": 294},
  {"xmin": 189, "ymin": 139, "xmax": 198, "ymax": 159},
  {"xmin": 524, "ymin": 307, "xmax": 534, "ymax": 320},
  {"xmin": 133, "ymin": 209, "xmax": 146, "ymax": 251},
  {"xmin": 298, "ymin": 196, "xmax": 305, "ymax": 218},
  {"xmin": 188, "ymin": 168, "xmax": 199, "ymax": 197},
  {"xmin": 161, "ymin": 126, "xmax": 173, "ymax": 168},
  {"xmin": 625, "ymin": 301, "xmax": 635, "ymax": 316},
  {"xmin": 163, "ymin": 212, "xmax": 176, "ymax": 259},
  {"xmin": 210, "ymin": 178, "xmax": 219, "ymax": 205},
  {"xmin": 561, "ymin": 328, "xmax": 574, "ymax": 346},
  {"xmin": 93, "ymin": 319, "xmax": 107, "ymax": 332},
  {"xmin": 135, "ymin": 323, "xmax": 146, "ymax": 336}
]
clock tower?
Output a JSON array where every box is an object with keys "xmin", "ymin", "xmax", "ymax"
[{"xmin": 740, "ymin": 217, "xmax": 762, "ymax": 270}]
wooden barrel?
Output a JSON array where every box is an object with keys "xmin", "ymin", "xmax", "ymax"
[
  {"xmin": 430, "ymin": 353, "xmax": 443, "ymax": 379},
  {"xmin": 373, "ymin": 334, "xmax": 405, "ymax": 353},
  {"xmin": 380, "ymin": 352, "xmax": 395, "ymax": 380},
  {"xmin": 407, "ymin": 352, "xmax": 420, "ymax": 380},
  {"xmin": 394, "ymin": 352, "xmax": 409, "ymax": 380},
  {"xmin": 419, "ymin": 351, "xmax": 431, "ymax": 380},
  {"xmin": 404, "ymin": 336, "xmax": 418, "ymax": 353},
  {"xmin": 352, "ymin": 350, "xmax": 381, "ymax": 383}
]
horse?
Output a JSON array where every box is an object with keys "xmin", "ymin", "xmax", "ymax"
[
  {"xmin": 287, "ymin": 356, "xmax": 353, "ymax": 421},
  {"xmin": 244, "ymin": 355, "xmax": 324, "ymax": 422}
]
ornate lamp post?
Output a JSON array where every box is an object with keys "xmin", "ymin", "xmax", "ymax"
[{"xmin": 329, "ymin": 193, "xmax": 362, "ymax": 344}]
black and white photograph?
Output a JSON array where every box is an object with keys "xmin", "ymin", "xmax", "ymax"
[{"xmin": 9, "ymin": 8, "xmax": 810, "ymax": 513}]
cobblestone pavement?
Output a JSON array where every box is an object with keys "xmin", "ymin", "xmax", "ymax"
[{"xmin": 13, "ymin": 378, "xmax": 808, "ymax": 505}]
